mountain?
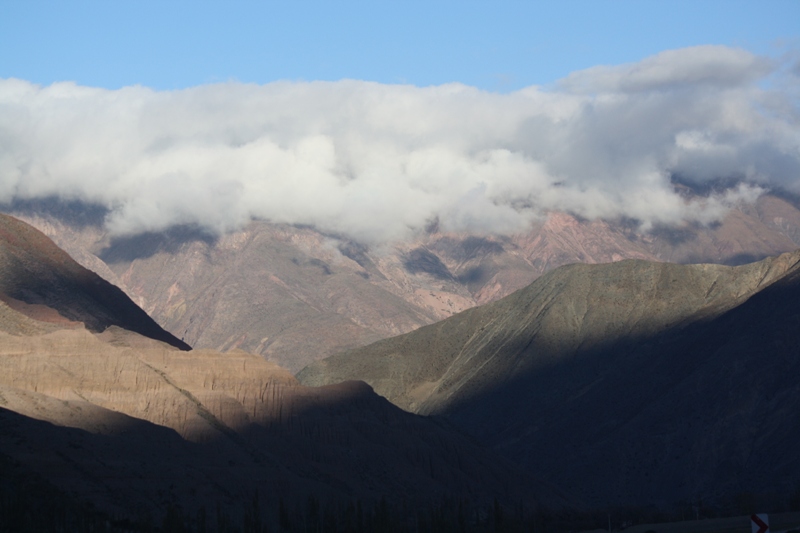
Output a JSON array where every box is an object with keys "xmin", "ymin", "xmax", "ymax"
[
  {"xmin": 6, "ymin": 192, "xmax": 800, "ymax": 371},
  {"xmin": 0, "ymin": 328, "xmax": 544, "ymax": 523},
  {"xmin": 298, "ymin": 250, "xmax": 800, "ymax": 509},
  {"xmin": 0, "ymin": 212, "xmax": 190, "ymax": 350},
  {"xmin": 0, "ymin": 213, "xmax": 551, "ymax": 529}
]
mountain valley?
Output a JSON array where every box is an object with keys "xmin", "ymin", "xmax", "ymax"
[{"xmin": 2, "ymin": 195, "xmax": 800, "ymax": 527}]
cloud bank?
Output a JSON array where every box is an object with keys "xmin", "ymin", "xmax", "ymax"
[{"xmin": 1, "ymin": 45, "xmax": 797, "ymax": 243}]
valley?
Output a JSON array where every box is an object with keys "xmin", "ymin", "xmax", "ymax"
[{"xmin": 1, "ymin": 199, "xmax": 799, "ymax": 529}]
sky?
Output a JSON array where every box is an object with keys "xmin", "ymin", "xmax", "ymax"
[
  {"xmin": 1, "ymin": 1, "xmax": 799, "ymax": 243},
  {"xmin": 2, "ymin": 1, "xmax": 798, "ymax": 91}
]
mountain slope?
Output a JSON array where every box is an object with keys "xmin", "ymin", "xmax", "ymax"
[
  {"xmin": 299, "ymin": 250, "xmax": 800, "ymax": 507},
  {"xmin": 0, "ymin": 212, "xmax": 190, "ymax": 350},
  {"xmin": 0, "ymin": 325, "xmax": 550, "ymax": 524}
]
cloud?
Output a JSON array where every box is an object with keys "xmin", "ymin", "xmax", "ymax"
[
  {"xmin": 0, "ymin": 46, "xmax": 797, "ymax": 243},
  {"xmin": 559, "ymin": 45, "xmax": 772, "ymax": 93}
]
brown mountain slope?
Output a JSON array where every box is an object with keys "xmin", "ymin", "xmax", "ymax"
[
  {"xmin": 0, "ymin": 325, "xmax": 551, "ymax": 524},
  {"xmin": 640, "ymin": 194, "xmax": 800, "ymax": 265},
  {"xmin": 0, "ymin": 213, "xmax": 190, "ymax": 350},
  {"xmin": 298, "ymin": 251, "xmax": 800, "ymax": 507},
  {"xmin": 7, "ymin": 193, "xmax": 800, "ymax": 371}
]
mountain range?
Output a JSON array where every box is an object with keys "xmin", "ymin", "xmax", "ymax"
[
  {"xmin": 6, "ymin": 191, "xmax": 800, "ymax": 372},
  {"xmin": 2, "ymin": 194, "xmax": 799, "ymax": 526}
]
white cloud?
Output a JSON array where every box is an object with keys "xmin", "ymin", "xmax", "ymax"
[
  {"xmin": 0, "ymin": 46, "xmax": 797, "ymax": 243},
  {"xmin": 559, "ymin": 45, "xmax": 772, "ymax": 93}
]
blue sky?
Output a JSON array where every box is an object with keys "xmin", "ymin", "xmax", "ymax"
[{"xmin": 2, "ymin": 0, "xmax": 798, "ymax": 91}]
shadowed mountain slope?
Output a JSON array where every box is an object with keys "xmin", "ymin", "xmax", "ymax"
[
  {"xmin": 298, "ymin": 251, "xmax": 800, "ymax": 508},
  {"xmin": 0, "ymin": 213, "xmax": 190, "ymax": 350},
  {"xmin": 0, "ymin": 325, "xmax": 551, "ymax": 525}
]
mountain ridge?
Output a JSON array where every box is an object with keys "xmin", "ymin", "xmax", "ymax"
[
  {"xmin": 0, "ymin": 212, "xmax": 191, "ymax": 350},
  {"xmin": 299, "ymin": 251, "xmax": 800, "ymax": 413},
  {"xmin": 7, "ymin": 192, "xmax": 800, "ymax": 371},
  {"xmin": 298, "ymin": 249, "xmax": 800, "ymax": 507}
]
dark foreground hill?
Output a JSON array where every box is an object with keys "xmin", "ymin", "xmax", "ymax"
[
  {"xmin": 299, "ymin": 251, "xmax": 800, "ymax": 510},
  {"xmin": 0, "ymin": 214, "xmax": 560, "ymax": 531}
]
